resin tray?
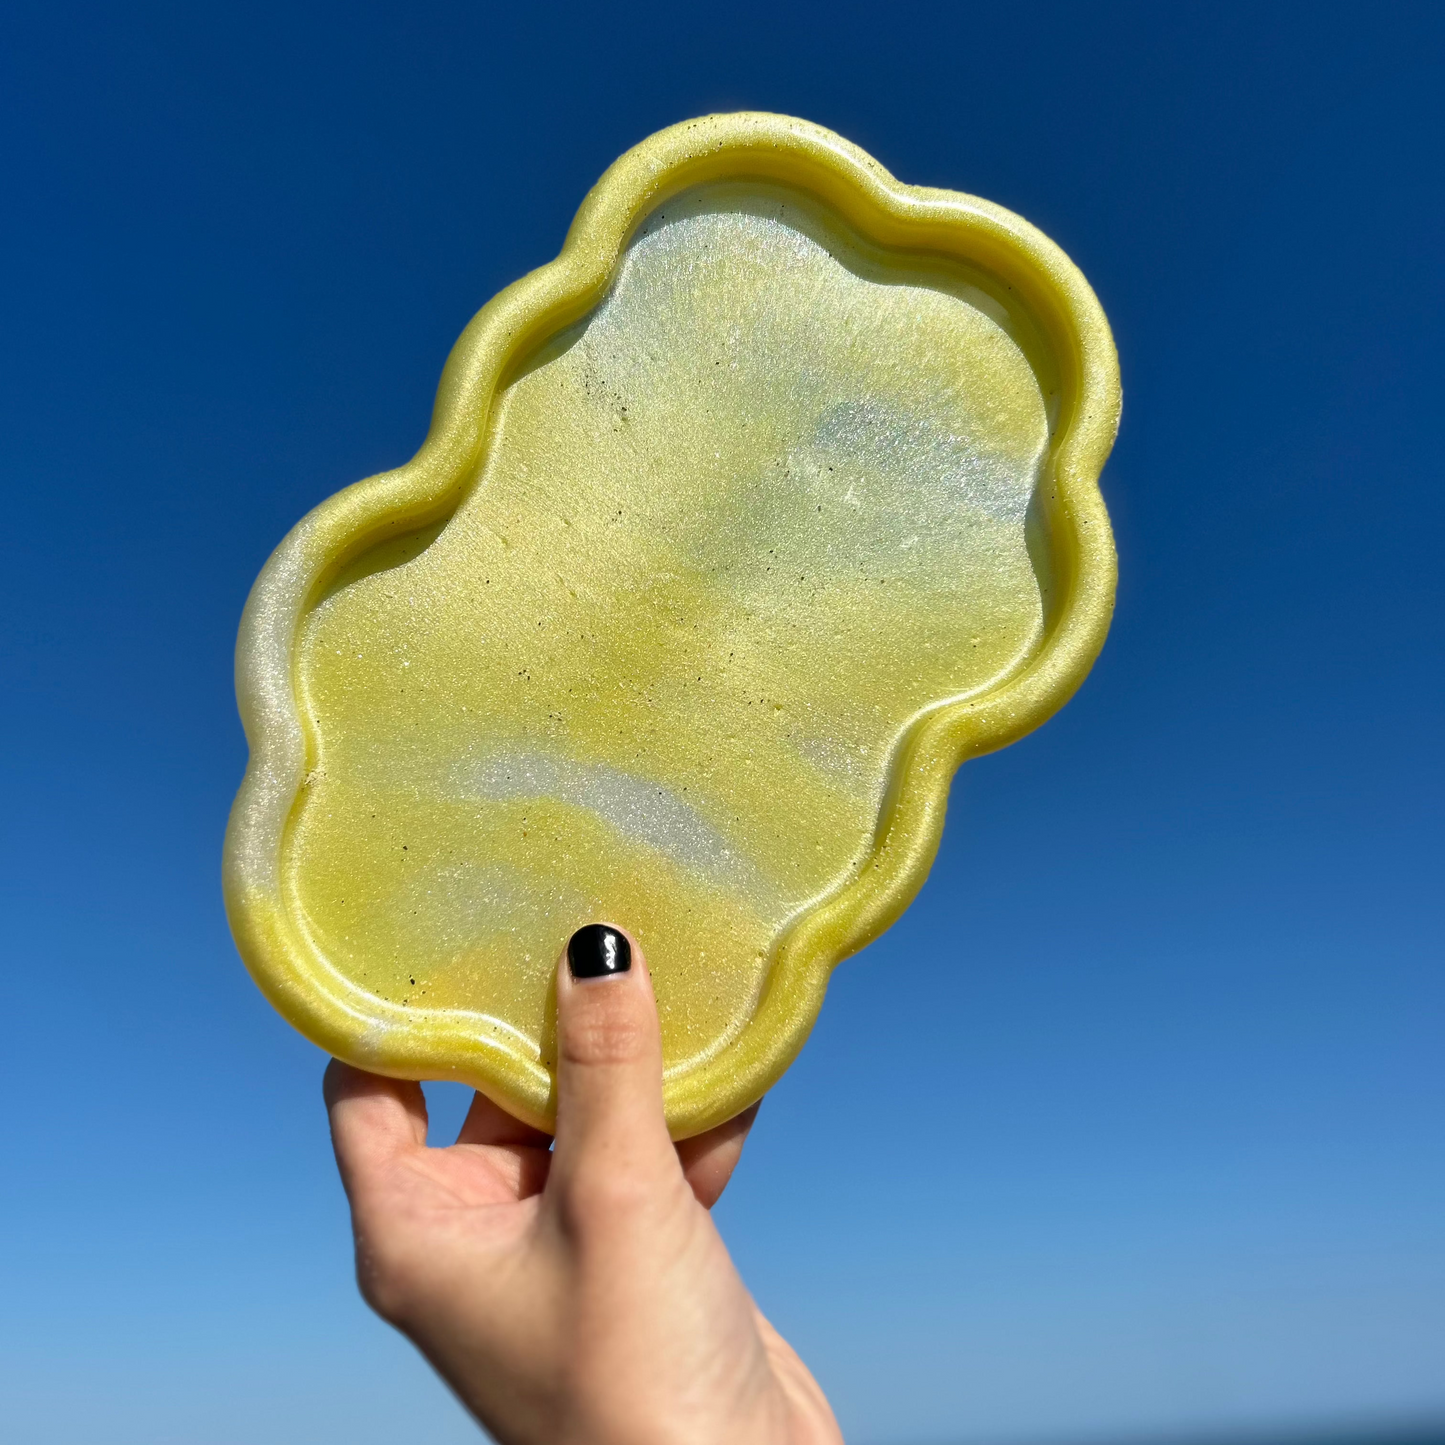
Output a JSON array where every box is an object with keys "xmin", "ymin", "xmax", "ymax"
[{"xmin": 224, "ymin": 114, "xmax": 1120, "ymax": 1136}]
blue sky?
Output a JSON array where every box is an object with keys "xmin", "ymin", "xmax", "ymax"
[{"xmin": 1, "ymin": 3, "xmax": 1442, "ymax": 1442}]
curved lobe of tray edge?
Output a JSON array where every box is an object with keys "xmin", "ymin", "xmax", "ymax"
[{"xmin": 223, "ymin": 112, "xmax": 1120, "ymax": 1139}]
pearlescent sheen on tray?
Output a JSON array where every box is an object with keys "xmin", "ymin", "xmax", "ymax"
[{"xmin": 225, "ymin": 115, "xmax": 1120, "ymax": 1137}]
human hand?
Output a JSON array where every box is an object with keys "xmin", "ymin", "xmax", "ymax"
[{"xmin": 324, "ymin": 925, "xmax": 843, "ymax": 1445}]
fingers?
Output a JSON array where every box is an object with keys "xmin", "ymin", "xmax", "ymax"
[
  {"xmin": 548, "ymin": 924, "xmax": 678, "ymax": 1202},
  {"xmin": 455, "ymin": 1089, "xmax": 553, "ymax": 1150},
  {"xmin": 324, "ymin": 1059, "xmax": 428, "ymax": 1201},
  {"xmin": 676, "ymin": 1101, "xmax": 761, "ymax": 1209}
]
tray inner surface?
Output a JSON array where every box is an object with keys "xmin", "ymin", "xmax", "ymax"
[{"xmin": 288, "ymin": 180, "xmax": 1061, "ymax": 1075}]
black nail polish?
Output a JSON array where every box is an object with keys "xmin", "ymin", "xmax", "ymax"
[{"xmin": 567, "ymin": 924, "xmax": 632, "ymax": 979}]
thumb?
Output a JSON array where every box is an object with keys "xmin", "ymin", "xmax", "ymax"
[{"xmin": 547, "ymin": 924, "xmax": 678, "ymax": 1203}]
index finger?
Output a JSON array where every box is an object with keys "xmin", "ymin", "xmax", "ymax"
[{"xmin": 676, "ymin": 1101, "xmax": 762, "ymax": 1208}]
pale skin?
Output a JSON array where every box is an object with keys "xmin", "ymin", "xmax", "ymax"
[{"xmin": 324, "ymin": 929, "xmax": 844, "ymax": 1445}]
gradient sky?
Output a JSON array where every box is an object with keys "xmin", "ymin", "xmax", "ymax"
[{"xmin": 2, "ymin": 4, "xmax": 1442, "ymax": 1443}]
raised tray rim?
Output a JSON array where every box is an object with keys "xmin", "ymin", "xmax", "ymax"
[{"xmin": 223, "ymin": 112, "xmax": 1121, "ymax": 1137}]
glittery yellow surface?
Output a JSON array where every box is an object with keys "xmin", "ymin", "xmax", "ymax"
[{"xmin": 225, "ymin": 115, "xmax": 1120, "ymax": 1136}]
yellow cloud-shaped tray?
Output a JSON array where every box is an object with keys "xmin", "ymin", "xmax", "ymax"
[{"xmin": 225, "ymin": 114, "xmax": 1119, "ymax": 1137}]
